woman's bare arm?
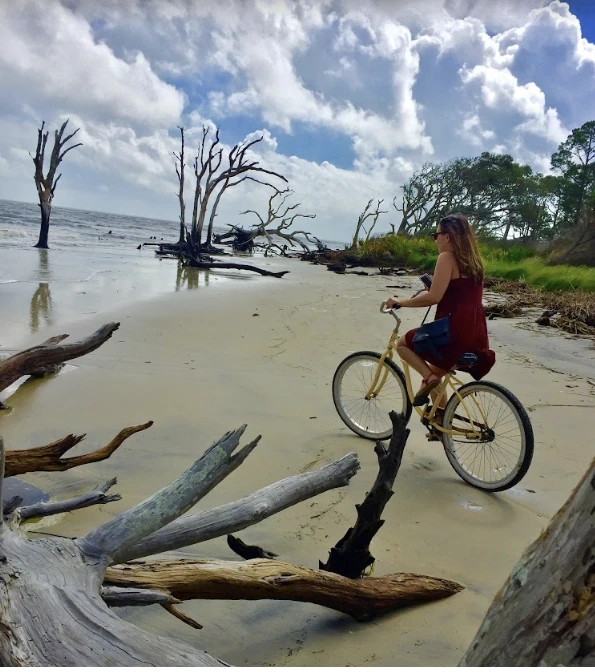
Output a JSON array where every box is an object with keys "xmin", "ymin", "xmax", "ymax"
[{"xmin": 389, "ymin": 253, "xmax": 455, "ymax": 308}]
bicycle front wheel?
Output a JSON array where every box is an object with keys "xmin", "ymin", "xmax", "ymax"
[
  {"xmin": 442, "ymin": 381, "xmax": 534, "ymax": 492},
  {"xmin": 332, "ymin": 351, "xmax": 412, "ymax": 440}
]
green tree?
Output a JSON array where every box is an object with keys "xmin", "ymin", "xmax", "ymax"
[{"xmin": 551, "ymin": 120, "xmax": 595, "ymax": 230}]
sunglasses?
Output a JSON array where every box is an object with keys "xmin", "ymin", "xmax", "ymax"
[{"xmin": 432, "ymin": 231, "xmax": 446, "ymax": 240}]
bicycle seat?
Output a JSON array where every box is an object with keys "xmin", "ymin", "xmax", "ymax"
[{"xmin": 456, "ymin": 353, "xmax": 479, "ymax": 371}]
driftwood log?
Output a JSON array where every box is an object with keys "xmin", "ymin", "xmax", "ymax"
[
  {"xmin": 0, "ymin": 323, "xmax": 119, "ymax": 396},
  {"xmin": 460, "ymin": 456, "xmax": 595, "ymax": 666},
  {"xmin": 185, "ymin": 258, "xmax": 289, "ymax": 278},
  {"xmin": 321, "ymin": 411, "xmax": 408, "ymax": 578},
  {"xmin": 0, "ymin": 425, "xmax": 462, "ymax": 665},
  {"xmin": 4, "ymin": 422, "xmax": 152, "ymax": 478},
  {"xmin": 105, "ymin": 558, "xmax": 463, "ymax": 622}
]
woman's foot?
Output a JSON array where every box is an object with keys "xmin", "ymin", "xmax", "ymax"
[
  {"xmin": 426, "ymin": 407, "xmax": 445, "ymax": 441},
  {"xmin": 413, "ymin": 373, "xmax": 441, "ymax": 406}
]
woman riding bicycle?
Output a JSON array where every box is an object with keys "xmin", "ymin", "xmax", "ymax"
[{"xmin": 385, "ymin": 213, "xmax": 495, "ymax": 413}]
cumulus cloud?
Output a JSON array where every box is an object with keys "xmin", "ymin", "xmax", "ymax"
[
  {"xmin": 0, "ymin": 0, "xmax": 593, "ymax": 241},
  {"xmin": 0, "ymin": 1, "xmax": 184, "ymax": 128}
]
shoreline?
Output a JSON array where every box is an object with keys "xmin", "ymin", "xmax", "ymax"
[{"xmin": 1, "ymin": 247, "xmax": 594, "ymax": 665}]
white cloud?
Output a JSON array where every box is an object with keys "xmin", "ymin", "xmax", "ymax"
[
  {"xmin": 460, "ymin": 64, "xmax": 567, "ymax": 143},
  {"xmin": 459, "ymin": 113, "xmax": 496, "ymax": 147},
  {"xmin": 0, "ymin": 1, "xmax": 184, "ymax": 128},
  {"xmin": 0, "ymin": 0, "xmax": 593, "ymax": 242}
]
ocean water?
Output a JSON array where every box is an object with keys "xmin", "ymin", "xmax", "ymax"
[
  {"xmin": 0, "ymin": 198, "xmax": 341, "ymax": 348},
  {"xmin": 0, "ymin": 198, "xmax": 191, "ymax": 251},
  {"xmin": 0, "ymin": 198, "xmax": 346, "ymax": 252}
]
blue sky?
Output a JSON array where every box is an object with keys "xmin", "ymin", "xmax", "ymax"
[{"xmin": 0, "ymin": 0, "xmax": 594, "ymax": 242}]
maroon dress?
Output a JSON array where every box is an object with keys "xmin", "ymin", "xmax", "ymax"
[{"xmin": 405, "ymin": 277, "xmax": 495, "ymax": 380}]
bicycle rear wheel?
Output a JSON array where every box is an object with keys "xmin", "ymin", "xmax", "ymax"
[
  {"xmin": 442, "ymin": 380, "xmax": 534, "ymax": 492},
  {"xmin": 332, "ymin": 351, "xmax": 412, "ymax": 440}
]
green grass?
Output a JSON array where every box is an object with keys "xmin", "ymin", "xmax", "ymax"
[{"xmin": 352, "ymin": 235, "xmax": 595, "ymax": 293}]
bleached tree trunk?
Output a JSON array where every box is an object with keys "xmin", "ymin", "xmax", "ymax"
[
  {"xmin": 460, "ymin": 457, "xmax": 595, "ymax": 666},
  {"xmin": 30, "ymin": 120, "xmax": 82, "ymax": 249}
]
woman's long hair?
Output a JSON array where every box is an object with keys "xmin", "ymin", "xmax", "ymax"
[{"xmin": 440, "ymin": 213, "xmax": 484, "ymax": 282}]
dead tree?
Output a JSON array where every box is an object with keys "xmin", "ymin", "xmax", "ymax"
[
  {"xmin": 0, "ymin": 422, "xmax": 463, "ymax": 665},
  {"xmin": 0, "ymin": 327, "xmax": 465, "ymax": 665},
  {"xmin": 237, "ymin": 188, "xmax": 321, "ymax": 255},
  {"xmin": 189, "ymin": 126, "xmax": 287, "ymax": 253},
  {"xmin": 173, "ymin": 126, "xmax": 186, "ymax": 245},
  {"xmin": 30, "ymin": 120, "xmax": 82, "ymax": 249},
  {"xmin": 0, "ymin": 322, "xmax": 119, "ymax": 397},
  {"xmin": 460, "ymin": 455, "xmax": 595, "ymax": 666},
  {"xmin": 350, "ymin": 198, "xmax": 388, "ymax": 249},
  {"xmin": 320, "ymin": 411, "xmax": 408, "ymax": 578}
]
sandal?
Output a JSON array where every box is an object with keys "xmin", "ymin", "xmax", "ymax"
[
  {"xmin": 426, "ymin": 408, "xmax": 445, "ymax": 442},
  {"xmin": 413, "ymin": 373, "xmax": 441, "ymax": 407}
]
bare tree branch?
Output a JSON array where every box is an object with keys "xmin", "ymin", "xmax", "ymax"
[
  {"xmin": 114, "ymin": 452, "xmax": 359, "ymax": 563},
  {"xmin": 11, "ymin": 478, "xmax": 121, "ymax": 523},
  {"xmin": 79, "ymin": 426, "xmax": 260, "ymax": 561},
  {"xmin": 4, "ymin": 422, "xmax": 153, "ymax": 478},
  {"xmin": 0, "ymin": 323, "xmax": 120, "ymax": 395}
]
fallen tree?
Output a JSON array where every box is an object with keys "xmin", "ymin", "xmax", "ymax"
[
  {"xmin": 460, "ymin": 454, "xmax": 595, "ymax": 666},
  {"xmin": 2, "ymin": 326, "xmax": 591, "ymax": 666},
  {"xmin": 0, "ymin": 330, "xmax": 463, "ymax": 664},
  {"xmin": 214, "ymin": 188, "xmax": 321, "ymax": 256},
  {"xmin": 0, "ymin": 323, "xmax": 120, "ymax": 395},
  {"xmin": 0, "ymin": 422, "xmax": 463, "ymax": 665}
]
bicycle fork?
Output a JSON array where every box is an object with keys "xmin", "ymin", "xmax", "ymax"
[{"xmin": 364, "ymin": 331, "xmax": 399, "ymax": 400}]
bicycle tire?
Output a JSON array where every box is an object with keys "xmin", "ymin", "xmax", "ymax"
[
  {"xmin": 442, "ymin": 380, "xmax": 534, "ymax": 492},
  {"xmin": 332, "ymin": 351, "xmax": 412, "ymax": 440}
]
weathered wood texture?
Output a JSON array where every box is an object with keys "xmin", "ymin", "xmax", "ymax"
[
  {"xmin": 4, "ymin": 421, "xmax": 153, "ymax": 477},
  {"xmin": 185, "ymin": 258, "xmax": 289, "ymax": 277},
  {"xmin": 115, "ymin": 452, "xmax": 359, "ymax": 563},
  {"xmin": 105, "ymin": 557, "xmax": 464, "ymax": 621},
  {"xmin": 321, "ymin": 411, "xmax": 408, "ymax": 578},
  {"xmin": 11, "ymin": 478, "xmax": 120, "ymax": 523},
  {"xmin": 0, "ymin": 533, "xmax": 223, "ymax": 666},
  {"xmin": 0, "ymin": 323, "xmax": 119, "ymax": 394},
  {"xmin": 460, "ymin": 457, "xmax": 595, "ymax": 666},
  {"xmin": 80, "ymin": 426, "xmax": 260, "ymax": 561}
]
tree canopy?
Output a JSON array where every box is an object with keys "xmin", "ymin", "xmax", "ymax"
[{"xmin": 394, "ymin": 120, "xmax": 595, "ymax": 243}]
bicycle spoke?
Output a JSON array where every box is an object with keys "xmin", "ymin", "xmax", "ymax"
[{"xmin": 444, "ymin": 383, "xmax": 531, "ymax": 488}]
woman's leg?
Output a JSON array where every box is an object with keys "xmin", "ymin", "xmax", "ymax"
[
  {"xmin": 428, "ymin": 363, "xmax": 448, "ymax": 409},
  {"xmin": 396, "ymin": 336, "xmax": 433, "ymax": 380}
]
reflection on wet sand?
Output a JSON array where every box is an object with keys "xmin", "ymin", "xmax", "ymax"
[
  {"xmin": 30, "ymin": 250, "xmax": 53, "ymax": 333},
  {"xmin": 175, "ymin": 261, "xmax": 210, "ymax": 291}
]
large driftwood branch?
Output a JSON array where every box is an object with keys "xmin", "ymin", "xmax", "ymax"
[
  {"xmin": 460, "ymin": 456, "xmax": 595, "ymax": 666},
  {"xmin": 185, "ymin": 258, "xmax": 289, "ymax": 277},
  {"xmin": 79, "ymin": 426, "xmax": 260, "ymax": 561},
  {"xmin": 114, "ymin": 452, "xmax": 360, "ymax": 563},
  {"xmin": 100, "ymin": 585, "xmax": 179, "ymax": 607},
  {"xmin": 0, "ymin": 532, "xmax": 223, "ymax": 666},
  {"xmin": 4, "ymin": 421, "xmax": 153, "ymax": 477},
  {"xmin": 11, "ymin": 478, "xmax": 120, "ymax": 523},
  {"xmin": 321, "ymin": 412, "xmax": 408, "ymax": 578},
  {"xmin": 0, "ymin": 323, "xmax": 120, "ymax": 394},
  {"xmin": 105, "ymin": 558, "xmax": 464, "ymax": 621}
]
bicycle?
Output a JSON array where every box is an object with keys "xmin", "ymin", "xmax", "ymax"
[{"xmin": 332, "ymin": 282, "xmax": 534, "ymax": 492}]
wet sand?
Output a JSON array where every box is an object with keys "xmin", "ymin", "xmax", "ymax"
[{"xmin": 1, "ymin": 247, "xmax": 594, "ymax": 666}]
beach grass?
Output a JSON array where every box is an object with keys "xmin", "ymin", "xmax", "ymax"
[{"xmin": 352, "ymin": 235, "xmax": 595, "ymax": 293}]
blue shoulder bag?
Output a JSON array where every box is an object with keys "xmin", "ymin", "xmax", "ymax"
[{"xmin": 412, "ymin": 312, "xmax": 451, "ymax": 362}]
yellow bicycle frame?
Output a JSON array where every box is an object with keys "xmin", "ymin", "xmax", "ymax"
[{"xmin": 366, "ymin": 306, "xmax": 489, "ymax": 439}]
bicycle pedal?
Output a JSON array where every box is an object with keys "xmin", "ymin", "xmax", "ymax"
[{"xmin": 413, "ymin": 395, "xmax": 430, "ymax": 407}]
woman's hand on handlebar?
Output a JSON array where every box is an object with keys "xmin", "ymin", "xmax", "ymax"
[{"xmin": 385, "ymin": 297, "xmax": 401, "ymax": 309}]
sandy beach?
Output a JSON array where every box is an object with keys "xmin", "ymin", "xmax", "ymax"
[{"xmin": 1, "ymin": 246, "xmax": 594, "ymax": 666}]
